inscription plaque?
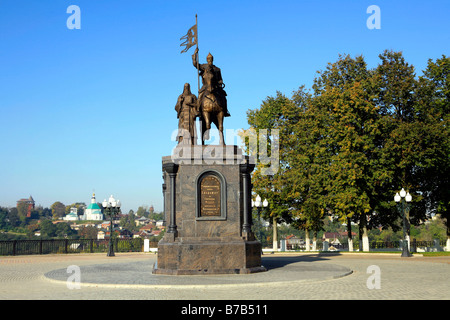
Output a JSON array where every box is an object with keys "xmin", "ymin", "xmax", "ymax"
[{"xmin": 200, "ymin": 175, "xmax": 221, "ymax": 217}]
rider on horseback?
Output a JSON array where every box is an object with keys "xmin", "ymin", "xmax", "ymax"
[{"xmin": 192, "ymin": 48, "xmax": 230, "ymax": 117}]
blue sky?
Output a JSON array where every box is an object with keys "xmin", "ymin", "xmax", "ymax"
[{"xmin": 1, "ymin": 0, "xmax": 449, "ymax": 213}]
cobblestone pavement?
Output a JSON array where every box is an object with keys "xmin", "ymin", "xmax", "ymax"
[{"xmin": 0, "ymin": 252, "xmax": 449, "ymax": 300}]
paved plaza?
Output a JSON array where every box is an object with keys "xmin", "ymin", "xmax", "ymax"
[{"xmin": 0, "ymin": 252, "xmax": 448, "ymax": 300}]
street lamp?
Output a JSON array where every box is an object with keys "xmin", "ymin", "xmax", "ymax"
[
  {"xmin": 102, "ymin": 195, "xmax": 121, "ymax": 257},
  {"xmin": 252, "ymin": 195, "xmax": 268, "ymax": 247},
  {"xmin": 394, "ymin": 188, "xmax": 412, "ymax": 257}
]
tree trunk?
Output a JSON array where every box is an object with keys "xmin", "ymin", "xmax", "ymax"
[
  {"xmin": 347, "ymin": 216, "xmax": 353, "ymax": 252},
  {"xmin": 272, "ymin": 216, "xmax": 278, "ymax": 251},
  {"xmin": 362, "ymin": 226, "xmax": 370, "ymax": 252},
  {"xmin": 305, "ymin": 229, "xmax": 310, "ymax": 251},
  {"xmin": 446, "ymin": 224, "xmax": 450, "ymax": 252},
  {"xmin": 360, "ymin": 213, "xmax": 370, "ymax": 252},
  {"xmin": 358, "ymin": 223, "xmax": 363, "ymax": 251},
  {"xmin": 312, "ymin": 230, "xmax": 317, "ymax": 251}
]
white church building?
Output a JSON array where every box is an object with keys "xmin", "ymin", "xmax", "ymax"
[
  {"xmin": 63, "ymin": 193, "xmax": 104, "ymax": 221},
  {"xmin": 63, "ymin": 207, "xmax": 79, "ymax": 221},
  {"xmin": 82, "ymin": 193, "xmax": 104, "ymax": 220}
]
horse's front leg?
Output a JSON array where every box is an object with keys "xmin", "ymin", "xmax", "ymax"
[
  {"xmin": 202, "ymin": 111, "xmax": 211, "ymax": 144},
  {"xmin": 216, "ymin": 111, "xmax": 225, "ymax": 145}
]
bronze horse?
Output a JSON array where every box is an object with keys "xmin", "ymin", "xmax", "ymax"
[{"xmin": 199, "ymin": 88, "xmax": 226, "ymax": 145}]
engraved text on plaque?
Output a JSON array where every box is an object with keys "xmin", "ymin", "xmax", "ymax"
[{"xmin": 200, "ymin": 175, "xmax": 221, "ymax": 217}]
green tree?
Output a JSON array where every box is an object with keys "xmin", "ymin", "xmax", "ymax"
[
  {"xmin": 136, "ymin": 206, "xmax": 147, "ymax": 217},
  {"xmin": 149, "ymin": 211, "xmax": 164, "ymax": 221},
  {"xmin": 16, "ymin": 201, "xmax": 29, "ymax": 223},
  {"xmin": 79, "ymin": 225, "xmax": 98, "ymax": 239},
  {"xmin": 7, "ymin": 207, "xmax": 20, "ymax": 228},
  {"xmin": 287, "ymin": 86, "xmax": 329, "ymax": 249},
  {"xmin": 55, "ymin": 222, "xmax": 76, "ymax": 238},
  {"xmin": 51, "ymin": 201, "xmax": 66, "ymax": 220},
  {"xmin": 243, "ymin": 91, "xmax": 304, "ymax": 249},
  {"xmin": 26, "ymin": 222, "xmax": 40, "ymax": 238},
  {"xmin": 372, "ymin": 50, "xmax": 422, "ymax": 226},
  {"xmin": 40, "ymin": 219, "xmax": 57, "ymax": 238},
  {"xmin": 310, "ymin": 54, "xmax": 384, "ymax": 251},
  {"xmin": 416, "ymin": 55, "xmax": 450, "ymax": 244},
  {"xmin": 120, "ymin": 211, "xmax": 138, "ymax": 232},
  {"xmin": 39, "ymin": 207, "xmax": 52, "ymax": 219},
  {"xmin": 374, "ymin": 52, "xmax": 449, "ymax": 242},
  {"xmin": 0, "ymin": 207, "xmax": 10, "ymax": 230},
  {"xmin": 244, "ymin": 50, "xmax": 450, "ymax": 252}
]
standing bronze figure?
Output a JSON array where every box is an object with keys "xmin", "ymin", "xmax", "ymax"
[
  {"xmin": 192, "ymin": 48, "xmax": 229, "ymax": 145},
  {"xmin": 175, "ymin": 83, "xmax": 199, "ymax": 145}
]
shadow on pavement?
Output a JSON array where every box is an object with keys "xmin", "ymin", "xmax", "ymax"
[{"xmin": 262, "ymin": 253, "xmax": 342, "ymax": 270}]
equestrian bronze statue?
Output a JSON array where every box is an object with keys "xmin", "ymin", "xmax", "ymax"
[{"xmin": 192, "ymin": 48, "xmax": 230, "ymax": 145}]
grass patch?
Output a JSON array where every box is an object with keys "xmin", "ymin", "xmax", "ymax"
[{"xmin": 421, "ymin": 251, "xmax": 450, "ymax": 257}]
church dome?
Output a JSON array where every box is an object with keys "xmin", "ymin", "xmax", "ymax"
[{"xmin": 86, "ymin": 202, "xmax": 101, "ymax": 210}]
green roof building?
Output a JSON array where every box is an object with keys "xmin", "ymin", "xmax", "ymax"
[{"xmin": 83, "ymin": 193, "xmax": 104, "ymax": 221}]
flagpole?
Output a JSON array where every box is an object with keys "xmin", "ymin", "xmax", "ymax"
[
  {"xmin": 195, "ymin": 14, "xmax": 202, "ymax": 145},
  {"xmin": 195, "ymin": 14, "xmax": 200, "ymax": 98}
]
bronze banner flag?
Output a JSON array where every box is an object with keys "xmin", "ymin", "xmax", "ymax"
[{"xmin": 180, "ymin": 23, "xmax": 197, "ymax": 53}]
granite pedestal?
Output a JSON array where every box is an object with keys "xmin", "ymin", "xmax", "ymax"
[{"xmin": 153, "ymin": 145, "xmax": 266, "ymax": 275}]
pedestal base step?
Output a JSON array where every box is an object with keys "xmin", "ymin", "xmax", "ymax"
[{"xmin": 153, "ymin": 239, "xmax": 266, "ymax": 275}]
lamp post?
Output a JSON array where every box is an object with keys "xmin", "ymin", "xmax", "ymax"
[
  {"xmin": 252, "ymin": 195, "xmax": 268, "ymax": 247},
  {"xmin": 394, "ymin": 188, "xmax": 412, "ymax": 257},
  {"xmin": 102, "ymin": 195, "xmax": 121, "ymax": 257}
]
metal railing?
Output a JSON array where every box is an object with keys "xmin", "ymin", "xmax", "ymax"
[
  {"xmin": 0, "ymin": 238, "xmax": 159, "ymax": 256},
  {"xmin": 3, "ymin": 238, "xmax": 443, "ymax": 256},
  {"xmin": 284, "ymin": 239, "xmax": 446, "ymax": 252}
]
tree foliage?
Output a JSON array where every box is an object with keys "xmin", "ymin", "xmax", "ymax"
[
  {"xmin": 245, "ymin": 51, "xmax": 450, "ymax": 241},
  {"xmin": 51, "ymin": 201, "xmax": 66, "ymax": 220}
]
